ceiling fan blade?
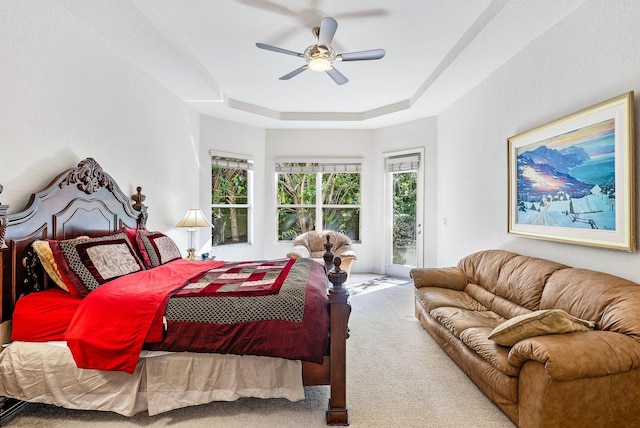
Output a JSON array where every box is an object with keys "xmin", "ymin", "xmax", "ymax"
[
  {"xmin": 318, "ymin": 17, "xmax": 338, "ymax": 48},
  {"xmin": 338, "ymin": 49, "xmax": 386, "ymax": 61},
  {"xmin": 256, "ymin": 42, "xmax": 302, "ymax": 57},
  {"xmin": 326, "ymin": 67, "xmax": 348, "ymax": 85},
  {"xmin": 279, "ymin": 65, "xmax": 308, "ymax": 80}
]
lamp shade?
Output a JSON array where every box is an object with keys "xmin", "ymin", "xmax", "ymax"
[{"xmin": 176, "ymin": 209, "xmax": 211, "ymax": 228}]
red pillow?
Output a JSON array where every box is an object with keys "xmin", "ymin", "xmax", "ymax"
[
  {"xmin": 11, "ymin": 288, "xmax": 83, "ymax": 342},
  {"xmin": 115, "ymin": 226, "xmax": 145, "ymax": 261}
]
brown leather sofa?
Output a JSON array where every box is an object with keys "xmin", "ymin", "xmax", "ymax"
[
  {"xmin": 411, "ymin": 249, "xmax": 640, "ymax": 428},
  {"xmin": 286, "ymin": 230, "xmax": 357, "ymax": 282}
]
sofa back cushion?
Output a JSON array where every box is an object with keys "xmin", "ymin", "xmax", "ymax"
[
  {"xmin": 541, "ymin": 268, "xmax": 640, "ymax": 341},
  {"xmin": 459, "ymin": 250, "xmax": 568, "ymax": 316},
  {"xmin": 495, "ymin": 254, "xmax": 568, "ymax": 310},
  {"xmin": 458, "ymin": 250, "xmax": 517, "ymax": 292},
  {"xmin": 465, "ymin": 283, "xmax": 531, "ymax": 319}
]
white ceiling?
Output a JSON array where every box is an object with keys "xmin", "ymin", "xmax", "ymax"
[{"xmin": 59, "ymin": 0, "xmax": 587, "ymax": 129}]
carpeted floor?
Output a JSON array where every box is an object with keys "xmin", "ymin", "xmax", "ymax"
[
  {"xmin": 346, "ymin": 274, "xmax": 412, "ymax": 296},
  {"xmin": 4, "ymin": 277, "xmax": 515, "ymax": 428}
]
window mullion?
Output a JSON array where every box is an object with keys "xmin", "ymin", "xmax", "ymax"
[{"xmin": 316, "ymin": 172, "xmax": 323, "ymax": 231}]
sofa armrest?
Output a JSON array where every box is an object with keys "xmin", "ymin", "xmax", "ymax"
[
  {"xmin": 410, "ymin": 267, "xmax": 466, "ymax": 291},
  {"xmin": 287, "ymin": 245, "xmax": 311, "ymax": 259},
  {"xmin": 508, "ymin": 330, "xmax": 640, "ymax": 380}
]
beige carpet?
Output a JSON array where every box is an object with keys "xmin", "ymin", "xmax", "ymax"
[{"xmin": 4, "ymin": 279, "xmax": 515, "ymax": 428}]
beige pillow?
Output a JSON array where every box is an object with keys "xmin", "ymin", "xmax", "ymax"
[
  {"xmin": 488, "ymin": 309, "xmax": 596, "ymax": 346},
  {"xmin": 32, "ymin": 240, "xmax": 69, "ymax": 292},
  {"xmin": 32, "ymin": 236, "xmax": 90, "ymax": 293}
]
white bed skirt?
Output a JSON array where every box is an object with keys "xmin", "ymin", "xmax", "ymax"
[{"xmin": 0, "ymin": 341, "xmax": 305, "ymax": 416}]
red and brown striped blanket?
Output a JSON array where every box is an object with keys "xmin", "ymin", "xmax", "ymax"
[{"xmin": 65, "ymin": 258, "xmax": 329, "ymax": 373}]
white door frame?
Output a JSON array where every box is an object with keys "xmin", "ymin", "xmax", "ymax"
[{"xmin": 383, "ymin": 148, "xmax": 424, "ymax": 277}]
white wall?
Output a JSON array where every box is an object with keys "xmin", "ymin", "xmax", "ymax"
[
  {"xmin": 0, "ymin": 1, "xmax": 200, "ymax": 251},
  {"xmin": 437, "ymin": 0, "xmax": 640, "ymax": 281}
]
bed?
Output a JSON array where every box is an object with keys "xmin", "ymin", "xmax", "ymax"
[{"xmin": 0, "ymin": 158, "xmax": 350, "ymax": 425}]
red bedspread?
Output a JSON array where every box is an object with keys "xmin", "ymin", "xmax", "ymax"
[{"xmin": 64, "ymin": 258, "xmax": 329, "ymax": 374}]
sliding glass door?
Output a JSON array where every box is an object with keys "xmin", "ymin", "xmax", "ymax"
[{"xmin": 385, "ymin": 151, "xmax": 423, "ymax": 277}]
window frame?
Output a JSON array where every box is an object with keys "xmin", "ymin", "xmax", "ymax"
[
  {"xmin": 210, "ymin": 150, "xmax": 254, "ymax": 247},
  {"xmin": 275, "ymin": 159, "xmax": 362, "ymax": 242}
]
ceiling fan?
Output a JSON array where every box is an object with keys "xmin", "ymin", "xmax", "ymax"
[{"xmin": 256, "ymin": 17, "xmax": 385, "ymax": 85}]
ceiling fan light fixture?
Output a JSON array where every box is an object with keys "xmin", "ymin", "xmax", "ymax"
[
  {"xmin": 309, "ymin": 57, "xmax": 331, "ymax": 72},
  {"xmin": 304, "ymin": 44, "xmax": 335, "ymax": 72}
]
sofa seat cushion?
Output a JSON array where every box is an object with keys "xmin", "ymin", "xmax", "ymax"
[
  {"xmin": 460, "ymin": 327, "xmax": 520, "ymax": 376},
  {"xmin": 430, "ymin": 306, "xmax": 505, "ymax": 338},
  {"xmin": 416, "ymin": 287, "xmax": 488, "ymax": 313}
]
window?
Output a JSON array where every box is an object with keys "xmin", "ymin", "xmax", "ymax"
[
  {"xmin": 276, "ymin": 161, "xmax": 361, "ymax": 241},
  {"xmin": 387, "ymin": 153, "xmax": 420, "ymax": 266},
  {"xmin": 211, "ymin": 152, "xmax": 253, "ymax": 246}
]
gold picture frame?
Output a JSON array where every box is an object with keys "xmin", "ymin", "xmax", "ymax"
[{"xmin": 508, "ymin": 92, "xmax": 635, "ymax": 251}]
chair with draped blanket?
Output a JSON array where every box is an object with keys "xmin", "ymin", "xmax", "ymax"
[{"xmin": 286, "ymin": 230, "xmax": 357, "ymax": 283}]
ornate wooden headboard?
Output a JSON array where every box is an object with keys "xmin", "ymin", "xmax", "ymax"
[{"xmin": 0, "ymin": 158, "xmax": 147, "ymax": 322}]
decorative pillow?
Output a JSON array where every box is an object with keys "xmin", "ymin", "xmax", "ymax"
[
  {"xmin": 136, "ymin": 231, "xmax": 182, "ymax": 268},
  {"xmin": 32, "ymin": 240, "xmax": 70, "ymax": 292},
  {"xmin": 488, "ymin": 309, "xmax": 596, "ymax": 347},
  {"xmin": 49, "ymin": 232, "xmax": 145, "ymax": 297},
  {"xmin": 32, "ymin": 236, "xmax": 91, "ymax": 293}
]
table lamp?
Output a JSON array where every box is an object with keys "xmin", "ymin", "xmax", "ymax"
[{"xmin": 176, "ymin": 208, "xmax": 210, "ymax": 260}]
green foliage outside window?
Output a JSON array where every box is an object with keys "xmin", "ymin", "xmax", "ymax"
[
  {"xmin": 277, "ymin": 168, "xmax": 361, "ymax": 241},
  {"xmin": 392, "ymin": 171, "xmax": 417, "ymax": 246},
  {"xmin": 211, "ymin": 165, "xmax": 249, "ymax": 245}
]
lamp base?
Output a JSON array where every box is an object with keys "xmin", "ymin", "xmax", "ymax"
[{"xmin": 185, "ymin": 248, "xmax": 197, "ymax": 261}]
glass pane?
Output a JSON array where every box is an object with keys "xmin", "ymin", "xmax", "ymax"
[
  {"xmin": 277, "ymin": 207, "xmax": 316, "ymax": 240},
  {"xmin": 322, "ymin": 173, "xmax": 360, "ymax": 205},
  {"xmin": 323, "ymin": 208, "xmax": 360, "ymax": 241},
  {"xmin": 277, "ymin": 173, "xmax": 316, "ymax": 205},
  {"xmin": 392, "ymin": 171, "xmax": 417, "ymax": 266},
  {"xmin": 212, "ymin": 166, "xmax": 248, "ymax": 205},
  {"xmin": 212, "ymin": 207, "xmax": 248, "ymax": 245}
]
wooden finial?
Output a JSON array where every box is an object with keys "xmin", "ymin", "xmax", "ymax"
[
  {"xmin": 131, "ymin": 186, "xmax": 148, "ymax": 230},
  {"xmin": 131, "ymin": 186, "xmax": 146, "ymax": 211},
  {"xmin": 323, "ymin": 234, "xmax": 335, "ymax": 273},
  {"xmin": 328, "ymin": 256, "xmax": 347, "ymax": 290}
]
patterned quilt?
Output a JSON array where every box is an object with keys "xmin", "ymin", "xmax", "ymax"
[
  {"xmin": 175, "ymin": 258, "xmax": 295, "ymax": 297},
  {"xmin": 147, "ymin": 258, "xmax": 330, "ymax": 364}
]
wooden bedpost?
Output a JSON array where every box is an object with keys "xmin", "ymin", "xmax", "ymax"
[
  {"xmin": 131, "ymin": 186, "xmax": 148, "ymax": 230},
  {"xmin": 323, "ymin": 235, "xmax": 335, "ymax": 273},
  {"xmin": 0, "ymin": 189, "xmax": 8, "ymax": 323},
  {"xmin": 0, "ymin": 184, "xmax": 7, "ymax": 250},
  {"xmin": 326, "ymin": 257, "xmax": 350, "ymax": 426}
]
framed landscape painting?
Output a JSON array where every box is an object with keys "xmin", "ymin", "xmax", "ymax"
[{"xmin": 508, "ymin": 92, "xmax": 635, "ymax": 251}]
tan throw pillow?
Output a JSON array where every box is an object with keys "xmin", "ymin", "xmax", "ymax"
[
  {"xmin": 32, "ymin": 240, "xmax": 69, "ymax": 292},
  {"xmin": 488, "ymin": 309, "xmax": 596, "ymax": 346}
]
